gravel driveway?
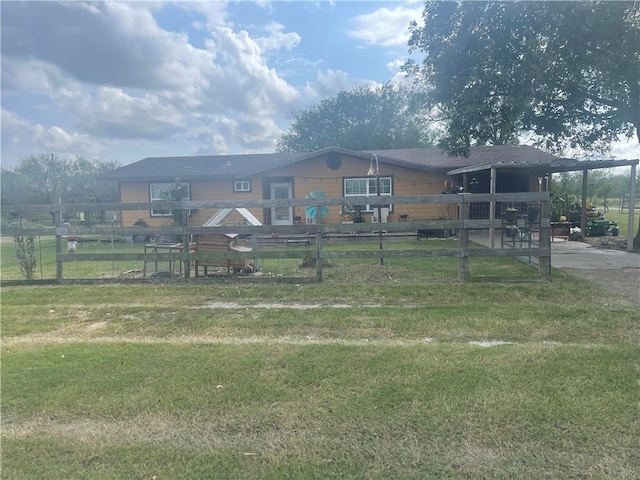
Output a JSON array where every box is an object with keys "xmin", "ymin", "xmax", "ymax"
[
  {"xmin": 560, "ymin": 267, "xmax": 640, "ymax": 306},
  {"xmin": 556, "ymin": 236, "xmax": 639, "ymax": 306}
]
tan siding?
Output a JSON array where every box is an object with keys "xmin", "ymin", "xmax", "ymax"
[
  {"xmin": 118, "ymin": 153, "xmax": 461, "ymax": 226},
  {"xmin": 120, "ymin": 179, "xmax": 266, "ymax": 227},
  {"xmin": 267, "ymin": 154, "xmax": 459, "ymax": 222},
  {"xmin": 120, "ymin": 182, "xmax": 152, "ymax": 226},
  {"xmin": 190, "ymin": 179, "xmax": 264, "ymax": 226}
]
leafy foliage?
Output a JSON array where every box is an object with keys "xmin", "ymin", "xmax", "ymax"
[
  {"xmin": 277, "ymin": 82, "xmax": 439, "ymax": 152},
  {"xmin": 13, "ymin": 236, "xmax": 36, "ymax": 280},
  {"xmin": 405, "ymin": 1, "xmax": 640, "ymax": 157},
  {"xmin": 1, "ymin": 154, "xmax": 120, "ymax": 205}
]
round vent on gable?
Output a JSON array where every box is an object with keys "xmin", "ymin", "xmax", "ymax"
[{"xmin": 326, "ymin": 153, "xmax": 342, "ymax": 170}]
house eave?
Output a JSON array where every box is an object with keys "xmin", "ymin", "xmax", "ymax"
[{"xmin": 447, "ymin": 158, "xmax": 639, "ymax": 176}]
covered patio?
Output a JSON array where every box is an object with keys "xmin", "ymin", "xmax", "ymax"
[{"xmin": 448, "ymin": 157, "xmax": 639, "ymax": 251}]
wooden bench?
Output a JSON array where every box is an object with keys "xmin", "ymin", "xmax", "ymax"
[{"xmin": 194, "ymin": 234, "xmax": 252, "ymax": 276}]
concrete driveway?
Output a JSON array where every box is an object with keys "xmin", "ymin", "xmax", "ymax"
[
  {"xmin": 469, "ymin": 231, "xmax": 639, "ymax": 270},
  {"xmin": 551, "ymin": 240, "xmax": 640, "ymax": 269}
]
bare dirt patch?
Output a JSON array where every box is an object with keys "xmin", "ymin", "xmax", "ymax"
[
  {"xmin": 85, "ymin": 321, "xmax": 107, "ymax": 331},
  {"xmin": 583, "ymin": 235, "xmax": 632, "ymax": 251},
  {"xmin": 193, "ymin": 301, "xmax": 383, "ymax": 310},
  {"xmin": 561, "ymin": 267, "xmax": 640, "ymax": 305}
]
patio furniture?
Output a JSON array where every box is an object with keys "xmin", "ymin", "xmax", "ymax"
[{"xmin": 143, "ymin": 242, "xmax": 184, "ymax": 277}]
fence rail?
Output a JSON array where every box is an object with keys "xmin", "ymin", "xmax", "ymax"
[{"xmin": 2, "ymin": 192, "xmax": 551, "ymax": 284}]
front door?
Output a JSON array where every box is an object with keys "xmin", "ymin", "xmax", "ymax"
[{"xmin": 270, "ymin": 182, "xmax": 293, "ymax": 225}]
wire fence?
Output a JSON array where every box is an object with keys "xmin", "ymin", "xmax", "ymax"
[{"xmin": 1, "ymin": 193, "xmax": 550, "ymax": 285}]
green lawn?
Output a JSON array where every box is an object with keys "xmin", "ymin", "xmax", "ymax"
[{"xmin": 2, "ymin": 279, "xmax": 638, "ymax": 479}]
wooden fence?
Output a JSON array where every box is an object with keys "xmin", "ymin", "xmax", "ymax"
[{"xmin": 1, "ymin": 192, "xmax": 551, "ymax": 284}]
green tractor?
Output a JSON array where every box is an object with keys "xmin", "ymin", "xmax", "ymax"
[{"xmin": 569, "ymin": 201, "xmax": 619, "ymax": 237}]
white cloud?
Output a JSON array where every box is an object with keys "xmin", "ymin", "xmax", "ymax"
[
  {"xmin": 1, "ymin": 109, "xmax": 29, "ymax": 129},
  {"xmin": 2, "ymin": 1, "xmax": 215, "ymax": 91},
  {"xmin": 611, "ymin": 136, "xmax": 640, "ymax": 160},
  {"xmin": 348, "ymin": 5, "xmax": 422, "ymax": 47},
  {"xmin": 202, "ymin": 25, "xmax": 301, "ymax": 113},
  {"xmin": 2, "ymin": 1, "xmax": 405, "ymax": 165},
  {"xmin": 35, "ymin": 126, "xmax": 99, "ymax": 155},
  {"xmin": 1, "ymin": 109, "xmax": 103, "ymax": 161},
  {"xmin": 89, "ymin": 87, "xmax": 186, "ymax": 139},
  {"xmin": 386, "ymin": 58, "xmax": 406, "ymax": 73},
  {"xmin": 254, "ymin": 22, "xmax": 301, "ymax": 52},
  {"xmin": 303, "ymin": 69, "xmax": 365, "ymax": 100},
  {"xmin": 2, "ymin": 1, "xmax": 304, "ymax": 152},
  {"xmin": 1, "ymin": 57, "xmax": 80, "ymax": 94},
  {"xmin": 188, "ymin": 1, "xmax": 231, "ymax": 30}
]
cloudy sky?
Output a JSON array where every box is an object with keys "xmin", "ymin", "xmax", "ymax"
[
  {"xmin": 2, "ymin": 1, "xmax": 638, "ymax": 168},
  {"xmin": 1, "ymin": 0, "xmax": 428, "ymax": 166}
]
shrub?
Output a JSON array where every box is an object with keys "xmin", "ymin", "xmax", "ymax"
[{"xmin": 14, "ymin": 235, "xmax": 37, "ymax": 280}]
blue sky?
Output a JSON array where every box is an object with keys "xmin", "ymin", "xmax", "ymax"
[
  {"xmin": 2, "ymin": 1, "xmax": 637, "ymax": 167},
  {"xmin": 1, "ymin": 0, "xmax": 425, "ymax": 166}
]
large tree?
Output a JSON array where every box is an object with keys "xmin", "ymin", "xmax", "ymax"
[
  {"xmin": 276, "ymin": 82, "xmax": 439, "ymax": 152},
  {"xmin": 404, "ymin": 0, "xmax": 639, "ymax": 156},
  {"xmin": 405, "ymin": 0, "xmax": 640, "ymax": 247}
]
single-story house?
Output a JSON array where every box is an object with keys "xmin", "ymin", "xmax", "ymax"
[{"xmin": 99, "ymin": 145, "xmax": 638, "ymax": 229}]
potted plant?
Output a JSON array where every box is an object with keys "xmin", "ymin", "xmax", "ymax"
[
  {"xmin": 505, "ymin": 207, "xmax": 518, "ymax": 223},
  {"xmin": 341, "ymin": 205, "xmax": 355, "ymax": 222}
]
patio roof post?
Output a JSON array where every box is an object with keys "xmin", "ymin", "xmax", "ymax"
[
  {"xmin": 627, "ymin": 162, "xmax": 637, "ymax": 252},
  {"xmin": 489, "ymin": 166, "xmax": 496, "ymax": 248},
  {"xmin": 581, "ymin": 169, "xmax": 588, "ymax": 239}
]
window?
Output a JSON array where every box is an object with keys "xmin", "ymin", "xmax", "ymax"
[
  {"xmin": 234, "ymin": 180, "xmax": 251, "ymax": 192},
  {"xmin": 150, "ymin": 182, "xmax": 190, "ymax": 217},
  {"xmin": 344, "ymin": 177, "xmax": 392, "ymax": 211}
]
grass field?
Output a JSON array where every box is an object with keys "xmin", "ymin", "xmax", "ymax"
[{"xmin": 2, "ymin": 274, "xmax": 639, "ymax": 478}]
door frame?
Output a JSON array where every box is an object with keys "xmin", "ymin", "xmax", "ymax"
[{"xmin": 269, "ymin": 181, "xmax": 293, "ymax": 225}]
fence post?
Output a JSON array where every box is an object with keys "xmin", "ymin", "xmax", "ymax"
[
  {"xmin": 182, "ymin": 237, "xmax": 190, "ymax": 281},
  {"xmin": 458, "ymin": 195, "xmax": 470, "ymax": 282},
  {"xmin": 315, "ymin": 198, "xmax": 323, "ymax": 282},
  {"xmin": 55, "ymin": 203, "xmax": 63, "ymax": 282},
  {"xmin": 627, "ymin": 163, "xmax": 637, "ymax": 252},
  {"xmin": 538, "ymin": 195, "xmax": 551, "ymax": 280}
]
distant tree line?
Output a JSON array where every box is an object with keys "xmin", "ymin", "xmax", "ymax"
[
  {"xmin": 1, "ymin": 154, "xmax": 120, "ymax": 207},
  {"xmin": 551, "ymin": 170, "xmax": 639, "ymax": 208}
]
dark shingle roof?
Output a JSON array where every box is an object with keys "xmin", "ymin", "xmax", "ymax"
[
  {"xmin": 99, "ymin": 145, "xmax": 572, "ymax": 181},
  {"xmin": 99, "ymin": 152, "xmax": 302, "ymax": 181}
]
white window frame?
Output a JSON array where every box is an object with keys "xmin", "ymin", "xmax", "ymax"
[
  {"xmin": 150, "ymin": 182, "xmax": 191, "ymax": 217},
  {"xmin": 344, "ymin": 177, "xmax": 392, "ymax": 212},
  {"xmin": 234, "ymin": 180, "xmax": 251, "ymax": 192}
]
